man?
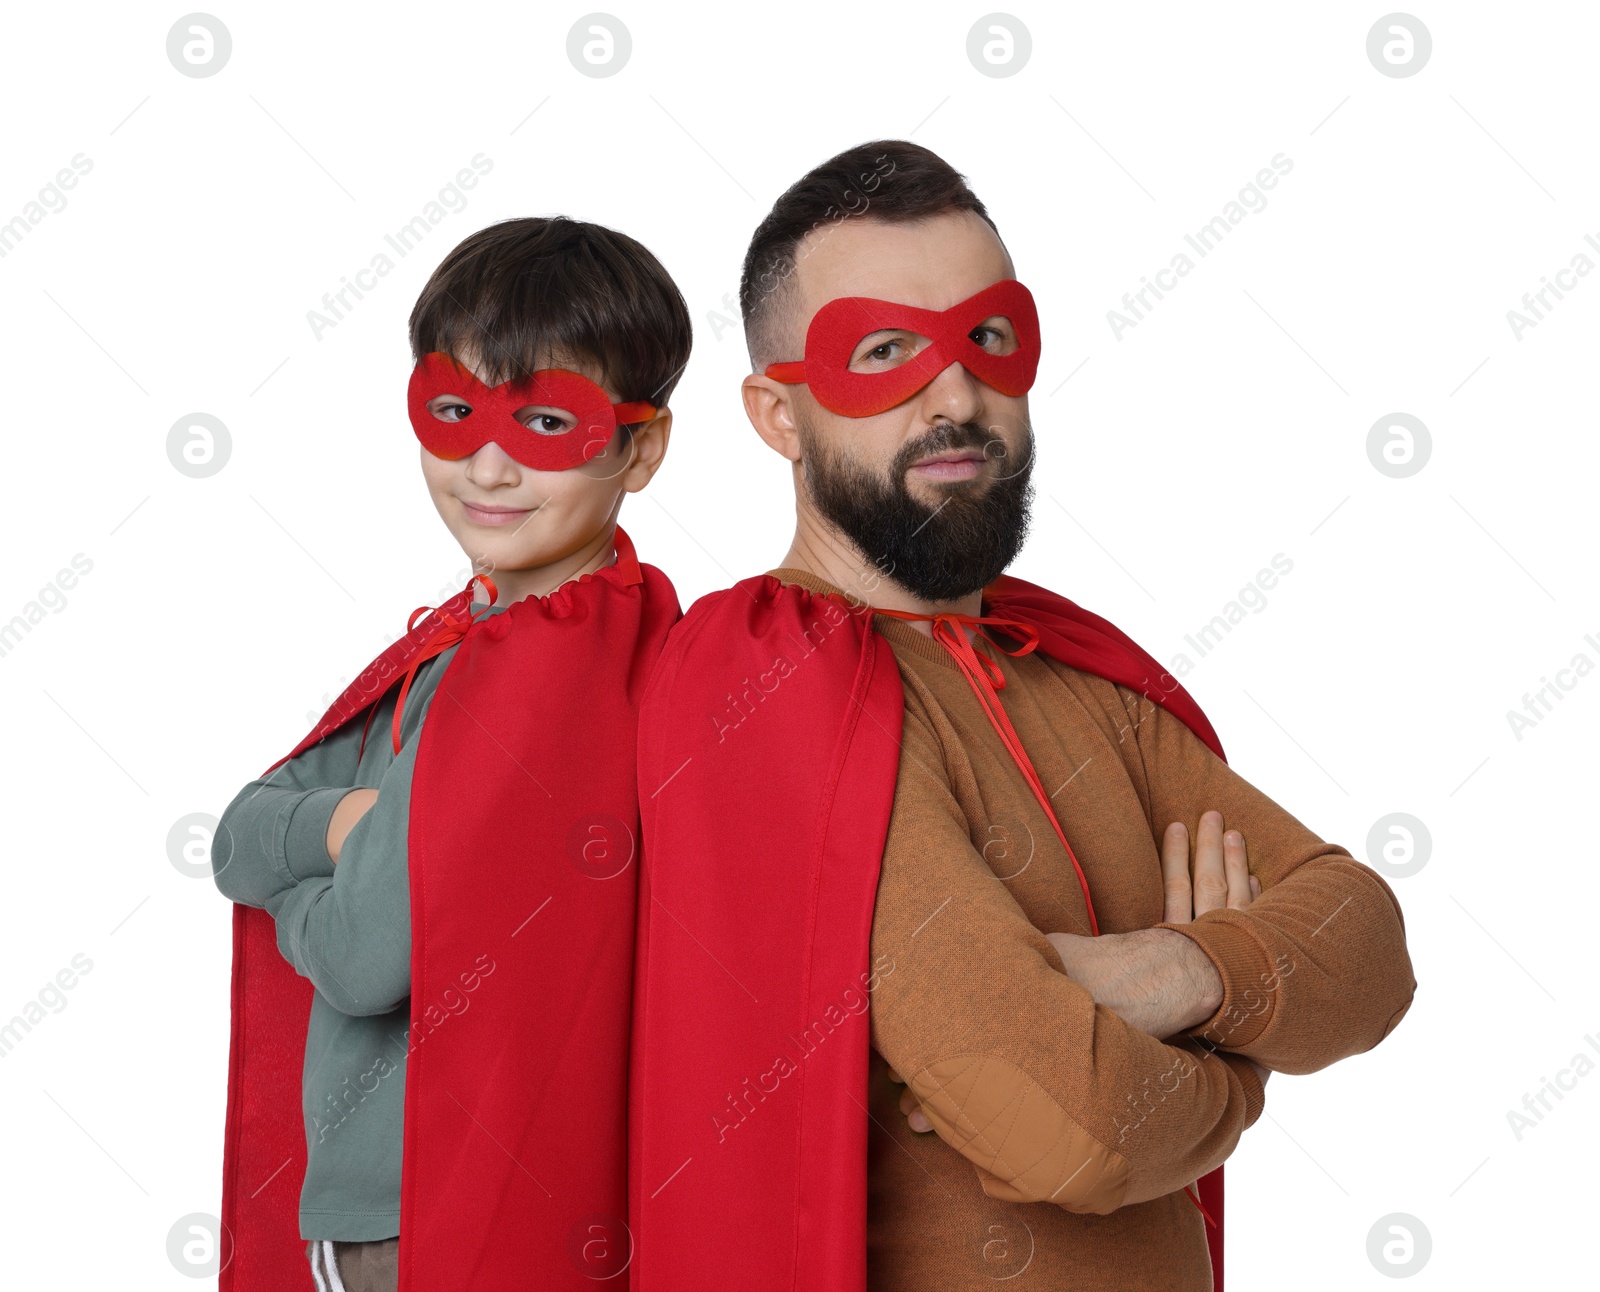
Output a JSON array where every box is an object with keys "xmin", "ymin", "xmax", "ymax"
[{"xmin": 628, "ymin": 141, "xmax": 1415, "ymax": 1290}]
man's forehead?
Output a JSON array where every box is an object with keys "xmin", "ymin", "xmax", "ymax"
[{"xmin": 791, "ymin": 212, "xmax": 1014, "ymax": 322}]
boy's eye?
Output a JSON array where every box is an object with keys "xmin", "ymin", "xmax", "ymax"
[
  {"xmin": 428, "ymin": 398, "xmax": 474, "ymax": 423},
  {"xmin": 515, "ymin": 406, "xmax": 576, "ymax": 436}
]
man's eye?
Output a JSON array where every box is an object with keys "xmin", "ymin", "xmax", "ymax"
[
  {"xmin": 969, "ymin": 319, "xmax": 1016, "ymax": 353},
  {"xmin": 853, "ymin": 334, "xmax": 918, "ymax": 368},
  {"xmin": 432, "ymin": 402, "xmax": 473, "ymax": 422}
]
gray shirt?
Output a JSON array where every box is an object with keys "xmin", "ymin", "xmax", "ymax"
[{"xmin": 213, "ymin": 604, "xmax": 504, "ymax": 1241}]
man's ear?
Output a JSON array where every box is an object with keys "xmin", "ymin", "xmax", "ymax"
[
  {"xmin": 619, "ymin": 409, "xmax": 671, "ymax": 494},
  {"xmin": 742, "ymin": 374, "xmax": 803, "ymax": 464}
]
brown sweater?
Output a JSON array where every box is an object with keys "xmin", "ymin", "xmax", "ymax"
[{"xmin": 770, "ymin": 569, "xmax": 1416, "ymax": 1291}]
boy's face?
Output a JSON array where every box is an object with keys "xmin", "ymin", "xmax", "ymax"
[{"xmin": 418, "ymin": 348, "xmax": 668, "ymax": 590}]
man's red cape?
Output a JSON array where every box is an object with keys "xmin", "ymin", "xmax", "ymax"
[
  {"xmin": 629, "ymin": 571, "xmax": 1228, "ymax": 1290},
  {"xmin": 219, "ymin": 528, "xmax": 678, "ymax": 1290}
]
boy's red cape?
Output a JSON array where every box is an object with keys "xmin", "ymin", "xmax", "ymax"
[
  {"xmin": 630, "ymin": 571, "xmax": 1229, "ymax": 1290},
  {"xmin": 219, "ymin": 527, "xmax": 678, "ymax": 1291}
]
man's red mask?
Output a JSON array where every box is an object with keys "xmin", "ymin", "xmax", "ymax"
[
  {"xmin": 763, "ymin": 279, "xmax": 1041, "ymax": 418},
  {"xmin": 407, "ymin": 352, "xmax": 658, "ymax": 471}
]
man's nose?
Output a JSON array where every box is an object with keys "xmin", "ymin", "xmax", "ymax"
[{"xmin": 917, "ymin": 360, "xmax": 985, "ymax": 424}]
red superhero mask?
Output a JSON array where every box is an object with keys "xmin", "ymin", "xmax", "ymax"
[
  {"xmin": 407, "ymin": 352, "xmax": 658, "ymax": 471},
  {"xmin": 763, "ymin": 278, "xmax": 1041, "ymax": 418}
]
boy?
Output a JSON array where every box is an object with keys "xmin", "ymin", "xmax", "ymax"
[{"xmin": 212, "ymin": 217, "xmax": 690, "ymax": 1292}]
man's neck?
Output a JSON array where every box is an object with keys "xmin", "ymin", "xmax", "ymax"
[{"xmin": 777, "ymin": 509, "xmax": 984, "ymax": 637}]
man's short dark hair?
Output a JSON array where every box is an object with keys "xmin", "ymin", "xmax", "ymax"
[
  {"xmin": 738, "ymin": 140, "xmax": 1001, "ymax": 371},
  {"xmin": 410, "ymin": 216, "xmax": 692, "ymax": 414}
]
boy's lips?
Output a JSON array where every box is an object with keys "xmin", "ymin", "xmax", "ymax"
[{"xmin": 460, "ymin": 499, "xmax": 535, "ymax": 527}]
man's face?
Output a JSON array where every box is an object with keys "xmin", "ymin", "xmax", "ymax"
[
  {"xmin": 779, "ymin": 211, "xmax": 1034, "ymax": 603},
  {"xmin": 417, "ymin": 347, "xmax": 639, "ymax": 582}
]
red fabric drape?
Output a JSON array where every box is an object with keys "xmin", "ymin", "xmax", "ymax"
[
  {"xmin": 220, "ymin": 529, "xmax": 678, "ymax": 1290},
  {"xmin": 631, "ymin": 572, "xmax": 1228, "ymax": 1290}
]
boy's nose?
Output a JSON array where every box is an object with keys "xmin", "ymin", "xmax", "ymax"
[{"xmin": 466, "ymin": 441, "xmax": 521, "ymax": 481}]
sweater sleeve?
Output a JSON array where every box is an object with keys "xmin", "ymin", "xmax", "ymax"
[
  {"xmin": 218, "ymin": 639, "xmax": 465, "ymax": 1016},
  {"xmin": 1111, "ymin": 684, "xmax": 1418, "ymax": 1074},
  {"xmin": 264, "ymin": 727, "xmax": 417, "ymax": 1018},
  {"xmin": 212, "ymin": 724, "xmax": 365, "ymax": 907},
  {"xmin": 868, "ymin": 694, "xmax": 1265, "ymax": 1215}
]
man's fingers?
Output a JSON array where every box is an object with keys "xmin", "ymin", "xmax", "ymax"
[
  {"xmin": 897, "ymin": 1084, "xmax": 933, "ymax": 1132},
  {"xmin": 1224, "ymin": 830, "xmax": 1252, "ymax": 909},
  {"xmin": 1249, "ymin": 874, "xmax": 1261, "ymax": 900},
  {"xmin": 891, "ymin": 1066, "xmax": 935, "ymax": 1132},
  {"xmin": 1192, "ymin": 811, "xmax": 1228, "ymax": 916},
  {"xmin": 1160, "ymin": 821, "xmax": 1193, "ymax": 923}
]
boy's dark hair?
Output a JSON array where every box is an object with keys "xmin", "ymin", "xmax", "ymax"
[
  {"xmin": 410, "ymin": 217, "xmax": 692, "ymax": 415},
  {"xmin": 738, "ymin": 140, "xmax": 1002, "ymax": 371}
]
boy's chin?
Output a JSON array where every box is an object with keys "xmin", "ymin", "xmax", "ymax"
[{"xmin": 454, "ymin": 533, "xmax": 578, "ymax": 582}]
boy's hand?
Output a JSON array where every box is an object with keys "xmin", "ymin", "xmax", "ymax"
[{"xmin": 326, "ymin": 789, "xmax": 379, "ymax": 864}]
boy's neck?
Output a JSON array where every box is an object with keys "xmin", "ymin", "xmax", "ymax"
[{"xmin": 480, "ymin": 523, "xmax": 618, "ymax": 605}]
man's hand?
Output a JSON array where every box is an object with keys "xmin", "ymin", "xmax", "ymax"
[
  {"xmin": 326, "ymin": 788, "xmax": 379, "ymax": 864},
  {"xmin": 1159, "ymin": 810, "xmax": 1258, "ymax": 921},
  {"xmin": 886, "ymin": 1067, "xmax": 934, "ymax": 1133},
  {"xmin": 1046, "ymin": 926, "xmax": 1224, "ymax": 1038},
  {"xmin": 890, "ymin": 811, "xmax": 1269, "ymax": 1136},
  {"xmin": 1046, "ymin": 811, "xmax": 1258, "ymax": 1039}
]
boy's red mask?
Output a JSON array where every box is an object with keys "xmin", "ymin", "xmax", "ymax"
[
  {"xmin": 763, "ymin": 278, "xmax": 1041, "ymax": 418},
  {"xmin": 407, "ymin": 352, "xmax": 658, "ymax": 471}
]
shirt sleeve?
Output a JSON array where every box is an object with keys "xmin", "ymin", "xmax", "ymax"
[
  {"xmin": 217, "ymin": 644, "xmax": 455, "ymax": 1017},
  {"xmin": 264, "ymin": 726, "xmax": 417, "ymax": 1018},
  {"xmin": 869, "ymin": 694, "xmax": 1266, "ymax": 1215},
  {"xmin": 1107, "ymin": 682, "xmax": 1418, "ymax": 1074},
  {"xmin": 211, "ymin": 722, "xmax": 366, "ymax": 908}
]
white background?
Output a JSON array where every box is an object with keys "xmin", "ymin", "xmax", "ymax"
[{"xmin": 0, "ymin": 1, "xmax": 1592, "ymax": 1285}]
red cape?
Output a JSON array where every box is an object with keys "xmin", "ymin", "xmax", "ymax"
[
  {"xmin": 220, "ymin": 527, "xmax": 678, "ymax": 1290},
  {"xmin": 629, "ymin": 571, "xmax": 1226, "ymax": 1290}
]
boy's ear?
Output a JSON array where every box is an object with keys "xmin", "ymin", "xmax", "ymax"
[
  {"xmin": 742, "ymin": 375, "xmax": 803, "ymax": 464},
  {"xmin": 619, "ymin": 409, "xmax": 672, "ymax": 494}
]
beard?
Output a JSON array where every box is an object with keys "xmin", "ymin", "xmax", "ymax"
[{"xmin": 797, "ymin": 413, "xmax": 1035, "ymax": 603}]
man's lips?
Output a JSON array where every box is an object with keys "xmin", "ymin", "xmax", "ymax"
[
  {"xmin": 459, "ymin": 499, "xmax": 535, "ymax": 526},
  {"xmin": 909, "ymin": 449, "xmax": 986, "ymax": 481}
]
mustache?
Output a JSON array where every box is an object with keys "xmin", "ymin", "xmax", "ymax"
[
  {"xmin": 895, "ymin": 420, "xmax": 991, "ymax": 463},
  {"xmin": 892, "ymin": 419, "xmax": 1033, "ymax": 482},
  {"xmin": 797, "ymin": 409, "xmax": 1037, "ymax": 602}
]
